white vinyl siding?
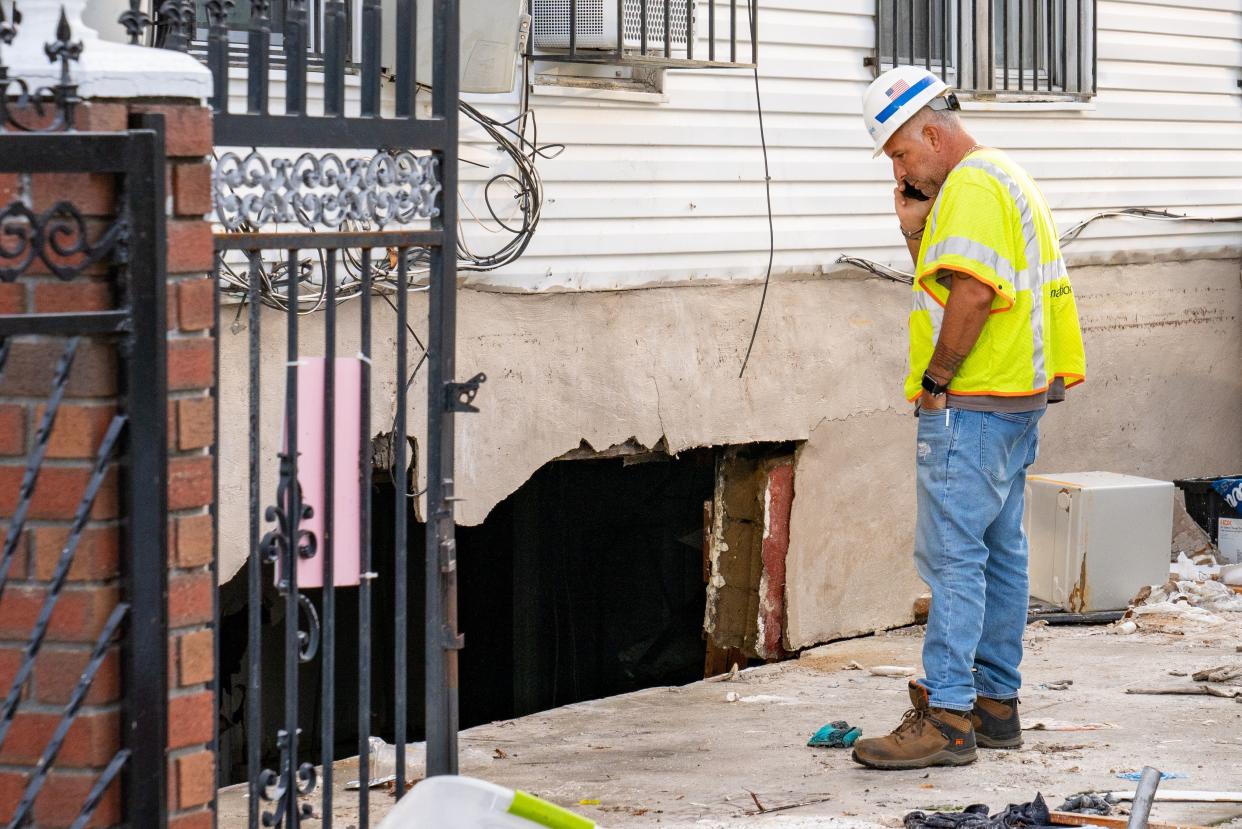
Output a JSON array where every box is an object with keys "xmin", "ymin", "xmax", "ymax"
[{"xmin": 457, "ymin": 0, "xmax": 1241, "ymax": 291}]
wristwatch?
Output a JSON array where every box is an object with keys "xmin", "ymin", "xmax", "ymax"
[{"xmin": 921, "ymin": 372, "xmax": 949, "ymax": 396}]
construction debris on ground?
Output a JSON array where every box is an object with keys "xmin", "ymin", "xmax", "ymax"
[
  {"xmin": 217, "ymin": 597, "xmax": 1242, "ymax": 828},
  {"xmin": 214, "ymin": 481, "xmax": 1242, "ymax": 827}
]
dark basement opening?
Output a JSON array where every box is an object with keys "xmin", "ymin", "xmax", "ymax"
[{"xmin": 217, "ymin": 444, "xmax": 777, "ymax": 786}]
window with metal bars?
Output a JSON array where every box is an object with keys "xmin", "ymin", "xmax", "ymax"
[
  {"xmin": 877, "ymin": 0, "xmax": 950, "ymax": 71},
  {"xmin": 872, "ymin": 0, "xmax": 1096, "ymax": 99},
  {"xmin": 528, "ymin": 0, "xmax": 758, "ymax": 69}
]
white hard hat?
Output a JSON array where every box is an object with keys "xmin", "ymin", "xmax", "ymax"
[{"xmin": 862, "ymin": 65, "xmax": 950, "ymax": 157}]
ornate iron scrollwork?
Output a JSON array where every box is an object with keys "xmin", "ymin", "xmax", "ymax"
[
  {"xmin": 0, "ymin": 202, "xmax": 128, "ymax": 282},
  {"xmin": 260, "ymin": 453, "xmax": 317, "ymax": 570},
  {"xmin": 259, "ymin": 452, "xmax": 320, "ymax": 659},
  {"xmin": 258, "ymin": 729, "xmax": 316, "ymax": 827},
  {"xmin": 294, "ymin": 592, "xmax": 320, "ymax": 662},
  {"xmin": 213, "ymin": 149, "xmax": 442, "ymax": 231},
  {"xmin": 0, "ymin": 8, "xmax": 82, "ymax": 132},
  {"xmin": 258, "ymin": 453, "xmax": 320, "ymax": 825}
]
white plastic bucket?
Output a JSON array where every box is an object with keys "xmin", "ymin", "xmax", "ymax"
[{"xmin": 379, "ymin": 775, "xmax": 599, "ymax": 829}]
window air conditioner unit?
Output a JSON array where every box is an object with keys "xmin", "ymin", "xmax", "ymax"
[{"xmin": 531, "ymin": 0, "xmax": 697, "ymax": 53}]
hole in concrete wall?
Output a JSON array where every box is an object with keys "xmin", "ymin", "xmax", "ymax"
[
  {"xmin": 463, "ymin": 447, "xmax": 718, "ymax": 722},
  {"xmin": 216, "ymin": 441, "xmax": 796, "ymax": 785}
]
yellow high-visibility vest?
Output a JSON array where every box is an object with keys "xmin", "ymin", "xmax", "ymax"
[{"xmin": 905, "ymin": 148, "xmax": 1086, "ymax": 401}]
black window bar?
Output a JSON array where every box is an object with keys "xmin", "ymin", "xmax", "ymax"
[
  {"xmin": 529, "ymin": 0, "xmax": 758, "ymax": 69},
  {"xmin": 870, "ymin": 0, "xmax": 1096, "ymax": 98}
]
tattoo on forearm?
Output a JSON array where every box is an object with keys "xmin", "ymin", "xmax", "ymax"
[{"xmin": 929, "ymin": 343, "xmax": 968, "ymax": 379}]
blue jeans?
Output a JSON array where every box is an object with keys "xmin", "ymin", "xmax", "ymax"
[{"xmin": 914, "ymin": 406, "xmax": 1043, "ymax": 712}]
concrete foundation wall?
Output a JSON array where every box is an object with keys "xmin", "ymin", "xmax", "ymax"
[{"xmin": 217, "ymin": 254, "xmax": 1242, "ymax": 649}]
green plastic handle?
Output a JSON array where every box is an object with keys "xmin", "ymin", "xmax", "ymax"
[{"xmin": 508, "ymin": 790, "xmax": 596, "ymax": 829}]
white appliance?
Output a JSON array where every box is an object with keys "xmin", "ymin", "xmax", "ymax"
[
  {"xmin": 1024, "ymin": 472, "xmax": 1173, "ymax": 612},
  {"xmin": 531, "ymin": 0, "xmax": 697, "ymax": 53}
]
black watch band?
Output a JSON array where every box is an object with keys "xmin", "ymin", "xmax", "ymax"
[{"xmin": 921, "ymin": 372, "xmax": 949, "ymax": 396}]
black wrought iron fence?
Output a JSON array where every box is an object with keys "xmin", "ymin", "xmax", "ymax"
[
  {"xmin": 120, "ymin": 0, "xmax": 470, "ymax": 825},
  {"xmin": 529, "ymin": 0, "xmax": 758, "ymax": 68},
  {"xmin": 873, "ymin": 0, "xmax": 1096, "ymax": 98}
]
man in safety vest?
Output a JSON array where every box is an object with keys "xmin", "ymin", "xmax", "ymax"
[{"xmin": 850, "ymin": 66, "xmax": 1086, "ymax": 770}]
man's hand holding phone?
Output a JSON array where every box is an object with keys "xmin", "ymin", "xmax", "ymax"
[{"xmin": 894, "ymin": 180, "xmax": 934, "ymax": 242}]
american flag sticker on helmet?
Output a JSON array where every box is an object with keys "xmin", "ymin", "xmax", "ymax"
[{"xmin": 886, "ymin": 79, "xmax": 910, "ymax": 99}]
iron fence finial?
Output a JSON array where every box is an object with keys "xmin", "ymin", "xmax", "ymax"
[
  {"xmin": 118, "ymin": 0, "xmax": 152, "ymax": 45},
  {"xmin": 205, "ymin": 0, "xmax": 234, "ymax": 27},
  {"xmin": 0, "ymin": 2, "xmax": 22, "ymax": 47},
  {"xmin": 155, "ymin": 0, "xmax": 195, "ymax": 51},
  {"xmin": 44, "ymin": 7, "xmax": 82, "ymax": 65}
]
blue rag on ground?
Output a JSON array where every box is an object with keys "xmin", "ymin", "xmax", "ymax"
[{"xmin": 807, "ymin": 721, "xmax": 860, "ymax": 748}]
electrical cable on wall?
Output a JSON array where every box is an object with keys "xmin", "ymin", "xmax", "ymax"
[
  {"xmin": 451, "ymin": 69, "xmax": 565, "ymax": 271},
  {"xmin": 737, "ymin": 55, "xmax": 776, "ymax": 379},
  {"xmin": 216, "ymin": 62, "xmax": 562, "ymax": 313},
  {"xmin": 1056, "ymin": 208, "xmax": 1242, "ymax": 244},
  {"xmin": 837, "ymin": 208, "xmax": 1242, "ymax": 285}
]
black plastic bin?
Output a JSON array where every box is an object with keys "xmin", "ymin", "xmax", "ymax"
[{"xmin": 1175, "ymin": 477, "xmax": 1242, "ymax": 544}]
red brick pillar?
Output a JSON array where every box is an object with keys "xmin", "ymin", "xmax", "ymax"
[
  {"xmin": 0, "ymin": 96, "xmax": 218, "ymax": 829},
  {"xmin": 131, "ymin": 101, "xmax": 218, "ymax": 829}
]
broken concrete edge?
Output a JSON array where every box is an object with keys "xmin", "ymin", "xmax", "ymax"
[{"xmin": 553, "ymin": 434, "xmax": 672, "ymax": 463}]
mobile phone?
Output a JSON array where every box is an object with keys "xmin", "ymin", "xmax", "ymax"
[{"xmin": 902, "ymin": 181, "xmax": 929, "ymax": 201}]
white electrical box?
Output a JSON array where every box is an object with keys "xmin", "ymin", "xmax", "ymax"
[
  {"xmin": 531, "ymin": 0, "xmax": 697, "ymax": 53},
  {"xmin": 381, "ymin": 0, "xmax": 526, "ymax": 94},
  {"xmin": 1024, "ymin": 472, "xmax": 1173, "ymax": 612}
]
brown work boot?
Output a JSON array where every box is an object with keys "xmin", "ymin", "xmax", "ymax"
[
  {"xmin": 851, "ymin": 681, "xmax": 977, "ymax": 770},
  {"xmin": 971, "ymin": 695, "xmax": 1022, "ymax": 749}
]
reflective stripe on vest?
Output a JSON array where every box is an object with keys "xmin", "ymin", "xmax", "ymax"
[
  {"xmin": 906, "ymin": 149, "xmax": 1085, "ymax": 400},
  {"xmin": 959, "ymin": 157, "xmax": 1047, "ymax": 387},
  {"xmin": 922, "ymin": 236, "xmax": 1020, "ymax": 288}
]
